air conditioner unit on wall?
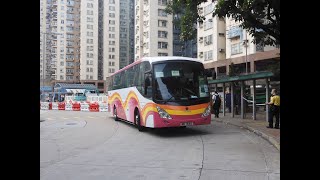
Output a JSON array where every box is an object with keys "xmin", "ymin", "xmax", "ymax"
[{"xmin": 219, "ymin": 48, "xmax": 225, "ymax": 52}]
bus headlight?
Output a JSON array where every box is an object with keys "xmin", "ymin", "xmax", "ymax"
[
  {"xmin": 156, "ymin": 106, "xmax": 172, "ymax": 119},
  {"xmin": 201, "ymin": 105, "xmax": 211, "ymax": 117}
]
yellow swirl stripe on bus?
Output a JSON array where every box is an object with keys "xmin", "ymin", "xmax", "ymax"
[
  {"xmin": 123, "ymin": 91, "xmax": 141, "ymax": 109},
  {"xmin": 142, "ymin": 103, "xmax": 157, "ymax": 123},
  {"xmin": 165, "ymin": 108, "xmax": 205, "ymax": 115},
  {"xmin": 109, "ymin": 91, "xmax": 142, "ymax": 112},
  {"xmin": 108, "ymin": 92, "xmax": 122, "ymax": 103}
]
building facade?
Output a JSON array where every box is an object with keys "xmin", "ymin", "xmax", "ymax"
[
  {"xmin": 172, "ymin": 14, "xmax": 197, "ymax": 58},
  {"xmin": 135, "ymin": 0, "xmax": 173, "ymax": 59},
  {"xmin": 196, "ymin": 2, "xmax": 279, "ymax": 77},
  {"xmin": 80, "ymin": 0, "xmax": 99, "ymax": 80},
  {"xmin": 40, "ymin": 0, "xmax": 82, "ymax": 83},
  {"xmin": 40, "ymin": 0, "xmax": 135, "ymax": 84},
  {"xmin": 197, "ymin": 1, "xmax": 226, "ymax": 65}
]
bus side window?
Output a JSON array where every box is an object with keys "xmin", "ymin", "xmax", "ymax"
[{"xmin": 142, "ymin": 62, "xmax": 152, "ymax": 98}]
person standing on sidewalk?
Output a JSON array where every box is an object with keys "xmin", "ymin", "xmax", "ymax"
[
  {"xmin": 212, "ymin": 91, "xmax": 221, "ymax": 118},
  {"xmin": 266, "ymin": 89, "xmax": 280, "ymax": 129}
]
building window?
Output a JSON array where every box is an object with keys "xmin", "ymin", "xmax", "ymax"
[
  {"xmin": 87, "ymin": 32, "xmax": 93, "ymax": 37},
  {"xmin": 158, "ymin": 20, "xmax": 167, "ymax": 27},
  {"xmin": 158, "ymin": 53, "xmax": 168, "ymax": 56},
  {"xmin": 109, "ymin": 34, "xmax": 115, "ymax": 38},
  {"xmin": 109, "ymin": 6, "xmax": 115, "ymax": 11},
  {"xmin": 87, "ymin": 53, "xmax": 93, "ymax": 58},
  {"xmin": 158, "ymin": 42, "xmax": 168, "ymax": 49},
  {"xmin": 109, "ymin": 27, "xmax": 115, "ymax": 32},
  {"xmin": 158, "ymin": 31, "xmax": 168, "ymax": 38},
  {"xmin": 87, "ymin": 46, "xmax": 93, "ymax": 51},
  {"xmin": 87, "ymin": 24, "xmax": 93, "ymax": 29},
  {"xmin": 87, "ymin": 3, "xmax": 93, "ymax": 8},
  {"xmin": 204, "ymin": 50, "xmax": 213, "ymax": 61},
  {"xmin": 120, "ymin": 33, "xmax": 127, "ymax": 38},
  {"xmin": 87, "ymin": 17, "xmax": 93, "ymax": 22},
  {"xmin": 109, "ymin": 13, "xmax": 115, "ymax": 18},
  {"xmin": 204, "ymin": 35, "xmax": 213, "ymax": 46},
  {"xmin": 109, "ymin": 20, "xmax": 115, "ymax": 25},
  {"xmin": 120, "ymin": 46, "xmax": 127, "ymax": 51},
  {"xmin": 109, "ymin": 41, "xmax": 115, "ymax": 45},
  {"xmin": 204, "ymin": 19, "xmax": 213, "ymax": 30},
  {"xmin": 109, "ymin": 55, "xmax": 115, "ymax": 59},
  {"xmin": 87, "ymin": 10, "xmax": 93, "ymax": 15},
  {"xmin": 87, "ymin": 39, "xmax": 93, "ymax": 44},
  {"xmin": 231, "ymin": 43, "xmax": 242, "ymax": 55},
  {"xmin": 204, "ymin": 4, "xmax": 213, "ymax": 15},
  {"xmin": 109, "ymin": 0, "xmax": 115, "ymax": 4},
  {"xmin": 109, "ymin": 47, "xmax": 115, "ymax": 52},
  {"xmin": 158, "ymin": 9, "xmax": 167, "ymax": 17},
  {"xmin": 158, "ymin": 0, "xmax": 167, "ymax": 6}
]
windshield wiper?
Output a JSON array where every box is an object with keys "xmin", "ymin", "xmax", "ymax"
[{"xmin": 163, "ymin": 95, "xmax": 174, "ymax": 104}]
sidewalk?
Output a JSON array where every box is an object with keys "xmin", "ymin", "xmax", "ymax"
[{"xmin": 212, "ymin": 113, "xmax": 280, "ymax": 151}]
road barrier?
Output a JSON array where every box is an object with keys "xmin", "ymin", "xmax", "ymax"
[
  {"xmin": 52, "ymin": 102, "xmax": 59, "ymax": 110},
  {"xmin": 40, "ymin": 96, "xmax": 108, "ymax": 112},
  {"xmin": 99, "ymin": 102, "xmax": 108, "ymax": 112}
]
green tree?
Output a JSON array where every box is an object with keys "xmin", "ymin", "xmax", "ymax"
[{"xmin": 166, "ymin": 0, "xmax": 280, "ymax": 46}]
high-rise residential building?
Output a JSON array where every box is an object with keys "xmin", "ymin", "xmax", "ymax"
[
  {"xmin": 40, "ymin": 0, "xmax": 81, "ymax": 83},
  {"xmin": 98, "ymin": 0, "xmax": 104, "ymax": 80},
  {"xmin": 118, "ymin": 0, "xmax": 135, "ymax": 69},
  {"xmin": 102, "ymin": 0, "xmax": 135, "ymax": 78},
  {"xmin": 197, "ymin": 1, "xmax": 226, "ymax": 64},
  {"xmin": 223, "ymin": 17, "xmax": 279, "ymax": 74},
  {"xmin": 135, "ymin": 0, "xmax": 173, "ymax": 59},
  {"xmin": 80, "ymin": 0, "xmax": 98, "ymax": 80},
  {"xmin": 40, "ymin": 0, "xmax": 50, "ymax": 84},
  {"xmin": 172, "ymin": 14, "xmax": 197, "ymax": 58},
  {"xmin": 40, "ymin": 0, "xmax": 135, "ymax": 84},
  {"xmin": 102, "ymin": 0, "xmax": 119, "ymax": 77},
  {"xmin": 197, "ymin": 1, "xmax": 279, "ymax": 77}
]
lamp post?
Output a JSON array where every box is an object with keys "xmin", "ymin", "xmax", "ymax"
[{"xmin": 243, "ymin": 33, "xmax": 248, "ymax": 74}]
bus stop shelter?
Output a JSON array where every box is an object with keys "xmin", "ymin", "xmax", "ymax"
[
  {"xmin": 208, "ymin": 71, "xmax": 274, "ymax": 122},
  {"xmin": 53, "ymin": 83, "xmax": 99, "ymax": 102}
]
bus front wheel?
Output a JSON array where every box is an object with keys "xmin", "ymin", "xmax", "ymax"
[{"xmin": 135, "ymin": 110, "xmax": 144, "ymax": 132}]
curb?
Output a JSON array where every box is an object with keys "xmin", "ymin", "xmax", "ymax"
[{"xmin": 213, "ymin": 119, "xmax": 280, "ymax": 152}]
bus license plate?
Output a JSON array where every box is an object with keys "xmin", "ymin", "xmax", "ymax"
[{"xmin": 180, "ymin": 122, "xmax": 193, "ymax": 126}]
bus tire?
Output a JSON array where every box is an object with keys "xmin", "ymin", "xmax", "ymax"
[
  {"xmin": 114, "ymin": 106, "xmax": 119, "ymax": 121},
  {"xmin": 135, "ymin": 110, "xmax": 144, "ymax": 132}
]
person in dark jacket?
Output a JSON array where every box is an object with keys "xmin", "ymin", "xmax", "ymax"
[{"xmin": 212, "ymin": 91, "xmax": 221, "ymax": 118}]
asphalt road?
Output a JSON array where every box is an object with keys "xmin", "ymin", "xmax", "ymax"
[{"xmin": 40, "ymin": 110, "xmax": 280, "ymax": 180}]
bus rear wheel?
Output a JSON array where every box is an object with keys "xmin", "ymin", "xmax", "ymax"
[
  {"xmin": 135, "ymin": 110, "xmax": 144, "ymax": 132},
  {"xmin": 114, "ymin": 106, "xmax": 119, "ymax": 121}
]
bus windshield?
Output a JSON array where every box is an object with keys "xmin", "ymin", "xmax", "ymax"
[{"xmin": 153, "ymin": 61, "xmax": 209, "ymax": 103}]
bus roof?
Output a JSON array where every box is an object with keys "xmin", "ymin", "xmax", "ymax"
[
  {"xmin": 142, "ymin": 56, "xmax": 200, "ymax": 64},
  {"xmin": 109, "ymin": 56, "xmax": 201, "ymax": 76}
]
